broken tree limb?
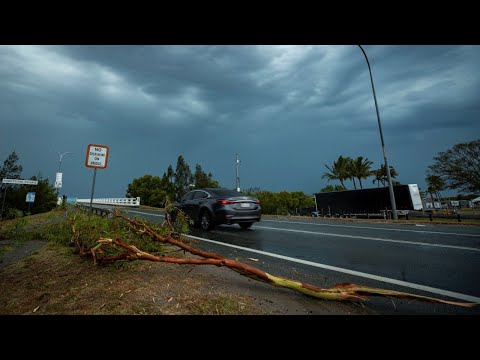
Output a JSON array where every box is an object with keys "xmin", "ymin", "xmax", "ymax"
[{"xmin": 90, "ymin": 231, "xmax": 476, "ymax": 308}]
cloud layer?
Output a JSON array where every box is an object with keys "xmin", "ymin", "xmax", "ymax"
[{"xmin": 1, "ymin": 45, "xmax": 479, "ymax": 197}]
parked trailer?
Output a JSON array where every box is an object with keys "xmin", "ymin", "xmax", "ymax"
[{"xmin": 314, "ymin": 184, "xmax": 423, "ymax": 217}]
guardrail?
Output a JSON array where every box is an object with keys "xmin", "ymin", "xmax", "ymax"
[
  {"xmin": 76, "ymin": 197, "xmax": 141, "ymax": 207},
  {"xmin": 76, "ymin": 203, "xmax": 113, "ymax": 217}
]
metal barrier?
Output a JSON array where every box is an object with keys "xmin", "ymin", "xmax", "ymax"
[
  {"xmin": 75, "ymin": 203, "xmax": 113, "ymax": 218},
  {"xmin": 76, "ymin": 197, "xmax": 141, "ymax": 207}
]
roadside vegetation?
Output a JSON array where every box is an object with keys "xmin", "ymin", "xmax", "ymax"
[
  {"xmin": 0, "ymin": 208, "xmax": 264, "ymax": 315},
  {"xmin": 0, "ymin": 151, "xmax": 57, "ymax": 219}
]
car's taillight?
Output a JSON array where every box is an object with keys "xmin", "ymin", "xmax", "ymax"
[
  {"xmin": 254, "ymin": 200, "xmax": 260, "ymax": 204},
  {"xmin": 218, "ymin": 199, "xmax": 234, "ymax": 205}
]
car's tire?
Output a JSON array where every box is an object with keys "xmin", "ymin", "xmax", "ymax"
[
  {"xmin": 200, "ymin": 210, "xmax": 214, "ymax": 231},
  {"xmin": 239, "ymin": 222, "xmax": 253, "ymax": 229}
]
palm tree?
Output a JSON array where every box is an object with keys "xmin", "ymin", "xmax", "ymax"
[
  {"xmin": 372, "ymin": 164, "xmax": 398, "ymax": 187},
  {"xmin": 349, "ymin": 156, "xmax": 373, "ymax": 189},
  {"xmin": 322, "ymin": 156, "xmax": 351, "ymax": 189}
]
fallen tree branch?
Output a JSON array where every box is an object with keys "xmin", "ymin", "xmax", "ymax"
[{"xmin": 88, "ymin": 214, "xmax": 477, "ymax": 308}]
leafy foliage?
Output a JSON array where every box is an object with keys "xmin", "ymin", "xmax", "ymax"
[
  {"xmin": 0, "ymin": 151, "xmax": 22, "ymax": 192},
  {"xmin": 126, "ymin": 175, "xmax": 168, "ymax": 207},
  {"xmin": 349, "ymin": 156, "xmax": 373, "ymax": 189},
  {"xmin": 371, "ymin": 164, "xmax": 399, "ymax": 187},
  {"xmin": 243, "ymin": 189, "xmax": 314, "ymax": 215},
  {"xmin": 320, "ymin": 185, "xmax": 346, "ymax": 192},
  {"xmin": 125, "ymin": 155, "xmax": 221, "ymax": 207},
  {"xmin": 427, "ymin": 139, "xmax": 480, "ymax": 193},
  {"xmin": 323, "ymin": 155, "xmax": 400, "ymax": 190},
  {"xmin": 322, "ymin": 156, "xmax": 351, "ymax": 189},
  {"xmin": 174, "ymin": 155, "xmax": 192, "ymax": 200},
  {"xmin": 0, "ymin": 152, "xmax": 56, "ymax": 217}
]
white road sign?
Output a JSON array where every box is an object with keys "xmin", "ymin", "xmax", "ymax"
[
  {"xmin": 85, "ymin": 144, "xmax": 109, "ymax": 169},
  {"xmin": 55, "ymin": 172, "xmax": 63, "ymax": 189},
  {"xmin": 2, "ymin": 178, "xmax": 38, "ymax": 185},
  {"xmin": 26, "ymin": 192, "xmax": 36, "ymax": 203}
]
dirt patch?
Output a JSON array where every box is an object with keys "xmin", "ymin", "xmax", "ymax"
[
  {"xmin": 0, "ymin": 239, "xmax": 46, "ymax": 271},
  {"xmin": 0, "ymin": 242, "xmax": 372, "ymax": 315}
]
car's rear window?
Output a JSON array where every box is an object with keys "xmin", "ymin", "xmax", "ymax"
[{"xmin": 209, "ymin": 189, "xmax": 242, "ymax": 197}]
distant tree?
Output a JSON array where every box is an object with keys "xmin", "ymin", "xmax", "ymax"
[
  {"xmin": 426, "ymin": 175, "xmax": 445, "ymax": 202},
  {"xmin": 166, "ymin": 165, "xmax": 174, "ymax": 184},
  {"xmin": 371, "ymin": 164, "xmax": 399, "ymax": 187},
  {"xmin": 174, "ymin": 155, "xmax": 191, "ymax": 200},
  {"xmin": 320, "ymin": 185, "xmax": 345, "ymax": 192},
  {"xmin": 455, "ymin": 193, "xmax": 478, "ymax": 201},
  {"xmin": 322, "ymin": 156, "xmax": 351, "ymax": 190},
  {"xmin": 126, "ymin": 175, "xmax": 167, "ymax": 207},
  {"xmin": 427, "ymin": 139, "xmax": 480, "ymax": 193},
  {"xmin": 1, "ymin": 151, "xmax": 24, "ymax": 216},
  {"xmin": 349, "ymin": 156, "xmax": 373, "ymax": 189},
  {"xmin": 1, "ymin": 171, "xmax": 56, "ymax": 216},
  {"xmin": 191, "ymin": 164, "xmax": 221, "ymax": 189},
  {"xmin": 242, "ymin": 187, "xmax": 262, "ymax": 196},
  {"xmin": 161, "ymin": 168, "xmax": 176, "ymax": 202},
  {"xmin": 251, "ymin": 190, "xmax": 314, "ymax": 215},
  {"xmin": 0, "ymin": 151, "xmax": 23, "ymax": 192},
  {"xmin": 206, "ymin": 172, "xmax": 220, "ymax": 188},
  {"xmin": 193, "ymin": 164, "xmax": 209, "ymax": 188}
]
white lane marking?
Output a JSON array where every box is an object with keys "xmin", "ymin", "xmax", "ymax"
[
  {"xmin": 255, "ymin": 226, "xmax": 480, "ymax": 252},
  {"xmin": 415, "ymin": 225, "xmax": 426, "ymax": 227},
  {"xmin": 184, "ymin": 234, "xmax": 480, "ymax": 304},
  {"xmin": 263, "ymin": 219, "xmax": 480, "ymax": 237},
  {"xmin": 124, "ymin": 210, "xmax": 479, "ymax": 251}
]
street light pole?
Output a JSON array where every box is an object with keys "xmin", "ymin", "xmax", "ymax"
[
  {"xmin": 358, "ymin": 45, "xmax": 398, "ymax": 220},
  {"xmin": 56, "ymin": 151, "xmax": 74, "ymax": 202},
  {"xmin": 235, "ymin": 153, "xmax": 241, "ymax": 192}
]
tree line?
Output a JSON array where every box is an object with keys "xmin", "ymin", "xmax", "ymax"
[
  {"xmin": 321, "ymin": 155, "xmax": 400, "ymax": 191},
  {"xmin": 322, "ymin": 139, "xmax": 480, "ymax": 201},
  {"xmin": 0, "ymin": 151, "xmax": 57, "ymax": 218},
  {"xmin": 242, "ymin": 188, "xmax": 315, "ymax": 215},
  {"xmin": 125, "ymin": 155, "xmax": 221, "ymax": 207},
  {"xmin": 2, "ymin": 139, "xmax": 477, "ymax": 218},
  {"xmin": 425, "ymin": 138, "xmax": 480, "ymax": 201}
]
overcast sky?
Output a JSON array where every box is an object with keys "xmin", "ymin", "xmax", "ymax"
[{"xmin": 1, "ymin": 45, "xmax": 479, "ymax": 199}]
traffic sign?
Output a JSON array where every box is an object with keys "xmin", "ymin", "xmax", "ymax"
[
  {"xmin": 54, "ymin": 172, "xmax": 63, "ymax": 188},
  {"xmin": 2, "ymin": 179, "xmax": 38, "ymax": 185},
  {"xmin": 85, "ymin": 144, "xmax": 109, "ymax": 169},
  {"xmin": 26, "ymin": 192, "xmax": 36, "ymax": 203}
]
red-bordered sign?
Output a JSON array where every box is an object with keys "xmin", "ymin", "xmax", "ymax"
[{"xmin": 85, "ymin": 144, "xmax": 109, "ymax": 169}]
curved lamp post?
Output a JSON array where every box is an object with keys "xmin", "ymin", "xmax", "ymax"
[
  {"xmin": 56, "ymin": 151, "xmax": 74, "ymax": 200},
  {"xmin": 358, "ymin": 45, "xmax": 398, "ymax": 220}
]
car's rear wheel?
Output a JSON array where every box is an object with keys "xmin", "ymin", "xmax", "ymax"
[
  {"xmin": 239, "ymin": 222, "xmax": 253, "ymax": 229},
  {"xmin": 200, "ymin": 210, "xmax": 214, "ymax": 231}
]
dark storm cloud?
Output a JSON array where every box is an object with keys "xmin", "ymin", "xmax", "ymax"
[{"xmin": 1, "ymin": 45, "xmax": 479, "ymax": 198}]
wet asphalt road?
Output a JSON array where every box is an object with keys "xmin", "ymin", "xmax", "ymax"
[{"xmin": 106, "ymin": 206, "xmax": 480, "ymax": 314}]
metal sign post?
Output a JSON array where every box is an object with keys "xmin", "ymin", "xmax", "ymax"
[
  {"xmin": 85, "ymin": 144, "xmax": 109, "ymax": 213},
  {"xmin": 1, "ymin": 179, "xmax": 39, "ymax": 217},
  {"xmin": 89, "ymin": 169, "xmax": 97, "ymax": 212},
  {"xmin": 26, "ymin": 192, "xmax": 36, "ymax": 213}
]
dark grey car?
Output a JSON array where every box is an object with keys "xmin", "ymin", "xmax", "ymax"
[{"xmin": 171, "ymin": 188, "xmax": 261, "ymax": 231}]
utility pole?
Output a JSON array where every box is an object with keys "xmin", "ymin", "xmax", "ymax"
[
  {"xmin": 235, "ymin": 153, "xmax": 241, "ymax": 192},
  {"xmin": 358, "ymin": 45, "xmax": 398, "ymax": 220},
  {"xmin": 55, "ymin": 151, "xmax": 74, "ymax": 205}
]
